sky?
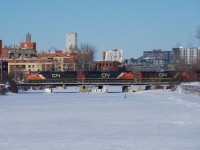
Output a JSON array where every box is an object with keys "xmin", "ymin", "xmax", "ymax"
[{"xmin": 0, "ymin": 0, "xmax": 200, "ymax": 60}]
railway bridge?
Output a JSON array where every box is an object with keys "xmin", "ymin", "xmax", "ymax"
[{"xmin": 17, "ymin": 79, "xmax": 177, "ymax": 92}]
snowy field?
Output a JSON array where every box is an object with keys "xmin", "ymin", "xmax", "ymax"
[{"xmin": 0, "ymin": 87, "xmax": 200, "ymax": 150}]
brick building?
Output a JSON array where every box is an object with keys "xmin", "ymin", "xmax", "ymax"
[
  {"xmin": 8, "ymin": 59, "xmax": 55, "ymax": 74},
  {"xmin": 95, "ymin": 61, "xmax": 121, "ymax": 71},
  {"xmin": 3, "ymin": 33, "xmax": 37, "ymax": 59},
  {"xmin": 20, "ymin": 33, "xmax": 36, "ymax": 51},
  {"xmin": 37, "ymin": 50, "xmax": 77, "ymax": 71}
]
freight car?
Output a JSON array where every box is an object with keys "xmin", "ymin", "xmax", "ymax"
[
  {"xmin": 196, "ymin": 70, "xmax": 200, "ymax": 80},
  {"xmin": 26, "ymin": 71, "xmax": 78, "ymax": 83},
  {"xmin": 173, "ymin": 71, "xmax": 200, "ymax": 82}
]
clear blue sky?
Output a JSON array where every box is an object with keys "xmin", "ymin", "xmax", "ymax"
[{"xmin": 0, "ymin": 0, "xmax": 200, "ymax": 60}]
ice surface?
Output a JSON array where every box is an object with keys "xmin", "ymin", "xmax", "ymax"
[{"xmin": 0, "ymin": 88, "xmax": 200, "ymax": 150}]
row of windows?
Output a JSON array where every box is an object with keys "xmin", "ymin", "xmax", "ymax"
[
  {"xmin": 98, "ymin": 63, "xmax": 113, "ymax": 67},
  {"xmin": 28, "ymin": 65, "xmax": 41, "ymax": 68},
  {"xmin": 10, "ymin": 68, "xmax": 40, "ymax": 72},
  {"xmin": 28, "ymin": 69, "xmax": 40, "ymax": 72}
]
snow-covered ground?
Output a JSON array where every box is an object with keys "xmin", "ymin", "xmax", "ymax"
[{"xmin": 0, "ymin": 87, "xmax": 200, "ymax": 150}]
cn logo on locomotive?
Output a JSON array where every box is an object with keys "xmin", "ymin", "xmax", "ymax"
[
  {"xmin": 159, "ymin": 73, "xmax": 168, "ymax": 78},
  {"xmin": 52, "ymin": 74, "xmax": 61, "ymax": 78},
  {"xmin": 101, "ymin": 73, "xmax": 110, "ymax": 78}
]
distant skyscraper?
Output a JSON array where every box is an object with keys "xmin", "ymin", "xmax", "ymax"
[
  {"xmin": 172, "ymin": 47, "xmax": 200, "ymax": 64},
  {"xmin": 66, "ymin": 32, "xmax": 77, "ymax": 52}
]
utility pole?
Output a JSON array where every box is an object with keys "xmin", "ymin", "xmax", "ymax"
[
  {"xmin": 89, "ymin": 62, "xmax": 91, "ymax": 71},
  {"xmin": 74, "ymin": 62, "xmax": 76, "ymax": 71},
  {"xmin": 14, "ymin": 48, "xmax": 17, "ymax": 82},
  {"xmin": 0, "ymin": 55, "xmax": 2, "ymax": 81}
]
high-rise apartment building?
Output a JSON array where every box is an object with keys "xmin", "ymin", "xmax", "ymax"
[
  {"xmin": 172, "ymin": 47, "xmax": 200, "ymax": 64},
  {"xmin": 66, "ymin": 32, "xmax": 77, "ymax": 52},
  {"xmin": 103, "ymin": 49, "xmax": 123, "ymax": 62},
  {"xmin": 124, "ymin": 49, "xmax": 172, "ymax": 71},
  {"xmin": 143, "ymin": 49, "xmax": 172, "ymax": 71},
  {"xmin": 143, "ymin": 49, "xmax": 172, "ymax": 62}
]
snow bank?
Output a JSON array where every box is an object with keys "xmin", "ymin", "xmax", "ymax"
[{"xmin": 176, "ymin": 82, "xmax": 200, "ymax": 96}]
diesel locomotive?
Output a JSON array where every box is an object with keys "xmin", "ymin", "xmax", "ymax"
[
  {"xmin": 26, "ymin": 71, "xmax": 78, "ymax": 81},
  {"xmin": 82, "ymin": 71, "xmax": 134, "ymax": 79},
  {"xmin": 26, "ymin": 70, "xmax": 135, "ymax": 83}
]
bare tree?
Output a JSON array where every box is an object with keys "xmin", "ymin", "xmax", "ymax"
[{"xmin": 76, "ymin": 43, "xmax": 97, "ymax": 74}]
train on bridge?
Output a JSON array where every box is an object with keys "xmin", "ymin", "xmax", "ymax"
[{"xmin": 25, "ymin": 70, "xmax": 200, "ymax": 83}]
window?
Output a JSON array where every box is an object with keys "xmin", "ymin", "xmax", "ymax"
[{"xmin": 22, "ymin": 65, "xmax": 25, "ymax": 69}]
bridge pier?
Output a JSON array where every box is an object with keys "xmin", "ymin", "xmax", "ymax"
[
  {"xmin": 150, "ymin": 85, "xmax": 157, "ymax": 90},
  {"xmin": 136, "ymin": 85, "xmax": 143, "ymax": 92},
  {"xmin": 62, "ymin": 85, "xmax": 66, "ymax": 89},
  {"xmin": 98, "ymin": 85, "xmax": 103, "ymax": 89},
  {"xmin": 145, "ymin": 86, "xmax": 150, "ymax": 90},
  {"xmin": 79, "ymin": 85, "xmax": 92, "ymax": 93},
  {"xmin": 145, "ymin": 85, "xmax": 170, "ymax": 90},
  {"xmin": 122, "ymin": 86, "xmax": 132, "ymax": 93}
]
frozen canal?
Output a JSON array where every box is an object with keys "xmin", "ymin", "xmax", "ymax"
[{"xmin": 0, "ymin": 88, "xmax": 200, "ymax": 150}]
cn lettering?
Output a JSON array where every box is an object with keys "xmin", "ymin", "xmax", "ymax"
[
  {"xmin": 52, "ymin": 74, "xmax": 61, "ymax": 78},
  {"xmin": 159, "ymin": 73, "xmax": 167, "ymax": 78},
  {"xmin": 101, "ymin": 73, "xmax": 110, "ymax": 78}
]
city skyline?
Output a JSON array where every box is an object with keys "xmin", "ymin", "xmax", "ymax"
[{"xmin": 0, "ymin": 0, "xmax": 200, "ymax": 60}]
